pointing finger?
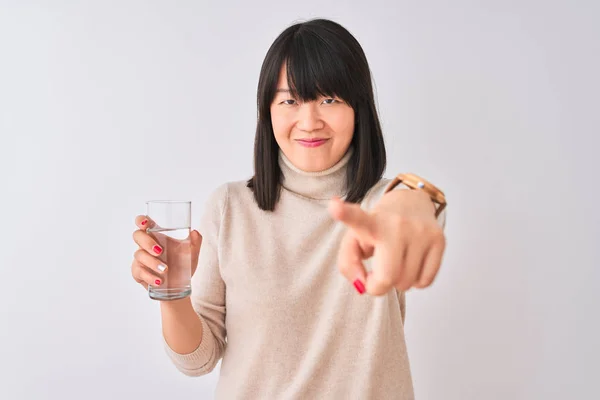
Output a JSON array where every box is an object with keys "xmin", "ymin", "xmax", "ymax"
[{"xmin": 329, "ymin": 197, "xmax": 377, "ymax": 242}]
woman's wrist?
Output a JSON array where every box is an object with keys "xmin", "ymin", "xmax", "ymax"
[{"xmin": 160, "ymin": 296, "xmax": 193, "ymax": 313}]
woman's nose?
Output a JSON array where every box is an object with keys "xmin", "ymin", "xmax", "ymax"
[{"xmin": 296, "ymin": 103, "xmax": 324, "ymax": 132}]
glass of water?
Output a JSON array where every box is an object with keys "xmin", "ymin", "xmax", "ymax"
[{"xmin": 146, "ymin": 200, "xmax": 192, "ymax": 301}]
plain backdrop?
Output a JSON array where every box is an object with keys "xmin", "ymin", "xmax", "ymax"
[{"xmin": 1, "ymin": 1, "xmax": 598, "ymax": 399}]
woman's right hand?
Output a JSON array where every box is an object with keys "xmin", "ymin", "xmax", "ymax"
[{"xmin": 131, "ymin": 215, "xmax": 202, "ymax": 290}]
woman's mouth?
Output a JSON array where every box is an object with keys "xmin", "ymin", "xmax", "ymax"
[{"xmin": 295, "ymin": 138, "xmax": 329, "ymax": 148}]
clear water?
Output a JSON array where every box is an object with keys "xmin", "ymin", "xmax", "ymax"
[{"xmin": 146, "ymin": 227, "xmax": 192, "ymax": 301}]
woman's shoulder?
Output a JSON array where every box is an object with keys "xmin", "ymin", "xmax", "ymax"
[{"xmin": 203, "ymin": 179, "xmax": 253, "ymax": 209}]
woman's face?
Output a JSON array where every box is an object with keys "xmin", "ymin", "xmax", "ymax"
[{"xmin": 270, "ymin": 64, "xmax": 355, "ymax": 172}]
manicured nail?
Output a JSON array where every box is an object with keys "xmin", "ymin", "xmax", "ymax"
[
  {"xmin": 141, "ymin": 219, "xmax": 148, "ymax": 226},
  {"xmin": 353, "ymin": 279, "xmax": 365, "ymax": 295},
  {"xmin": 157, "ymin": 264, "xmax": 166, "ymax": 272},
  {"xmin": 155, "ymin": 279, "xmax": 161, "ymax": 285},
  {"xmin": 153, "ymin": 245, "xmax": 162, "ymax": 254}
]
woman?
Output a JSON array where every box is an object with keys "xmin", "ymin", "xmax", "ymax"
[{"xmin": 131, "ymin": 18, "xmax": 447, "ymax": 399}]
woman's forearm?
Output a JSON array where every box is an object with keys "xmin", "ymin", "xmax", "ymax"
[{"xmin": 160, "ymin": 297, "xmax": 204, "ymax": 354}]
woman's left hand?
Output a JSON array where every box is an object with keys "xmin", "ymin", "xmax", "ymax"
[{"xmin": 329, "ymin": 189, "xmax": 446, "ymax": 295}]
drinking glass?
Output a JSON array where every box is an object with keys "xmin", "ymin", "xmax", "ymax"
[{"xmin": 145, "ymin": 200, "xmax": 192, "ymax": 301}]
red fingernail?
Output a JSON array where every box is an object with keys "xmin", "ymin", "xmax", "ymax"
[
  {"xmin": 353, "ymin": 279, "xmax": 365, "ymax": 295},
  {"xmin": 155, "ymin": 279, "xmax": 161, "ymax": 285},
  {"xmin": 141, "ymin": 219, "xmax": 148, "ymax": 226},
  {"xmin": 153, "ymin": 245, "xmax": 162, "ymax": 254}
]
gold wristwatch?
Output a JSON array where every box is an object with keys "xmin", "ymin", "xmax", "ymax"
[{"xmin": 385, "ymin": 173, "xmax": 447, "ymax": 218}]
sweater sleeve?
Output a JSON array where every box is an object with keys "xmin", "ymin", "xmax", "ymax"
[{"xmin": 163, "ymin": 183, "xmax": 229, "ymax": 376}]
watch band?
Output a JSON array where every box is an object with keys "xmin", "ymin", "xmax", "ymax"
[{"xmin": 385, "ymin": 173, "xmax": 447, "ymax": 218}]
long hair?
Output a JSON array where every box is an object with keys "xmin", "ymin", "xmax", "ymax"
[{"xmin": 247, "ymin": 18, "xmax": 386, "ymax": 211}]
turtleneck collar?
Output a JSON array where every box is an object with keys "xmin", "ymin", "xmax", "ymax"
[{"xmin": 279, "ymin": 147, "xmax": 353, "ymax": 200}]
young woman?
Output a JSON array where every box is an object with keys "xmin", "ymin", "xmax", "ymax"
[{"xmin": 131, "ymin": 18, "xmax": 447, "ymax": 399}]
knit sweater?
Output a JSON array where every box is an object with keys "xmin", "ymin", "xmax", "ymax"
[{"xmin": 164, "ymin": 149, "xmax": 446, "ymax": 399}]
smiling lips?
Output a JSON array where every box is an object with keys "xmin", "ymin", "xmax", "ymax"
[{"xmin": 296, "ymin": 138, "xmax": 329, "ymax": 148}]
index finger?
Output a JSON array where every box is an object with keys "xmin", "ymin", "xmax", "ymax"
[
  {"xmin": 329, "ymin": 197, "xmax": 377, "ymax": 242},
  {"xmin": 135, "ymin": 215, "xmax": 156, "ymax": 230}
]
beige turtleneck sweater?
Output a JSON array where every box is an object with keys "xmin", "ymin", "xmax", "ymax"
[{"xmin": 164, "ymin": 149, "xmax": 446, "ymax": 399}]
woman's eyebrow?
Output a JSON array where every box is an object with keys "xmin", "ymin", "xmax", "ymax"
[{"xmin": 275, "ymin": 88, "xmax": 291, "ymax": 93}]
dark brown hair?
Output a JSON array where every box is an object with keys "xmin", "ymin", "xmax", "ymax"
[{"xmin": 247, "ymin": 18, "xmax": 386, "ymax": 211}]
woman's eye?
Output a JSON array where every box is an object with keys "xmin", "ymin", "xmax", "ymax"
[
  {"xmin": 322, "ymin": 98, "xmax": 337, "ymax": 104},
  {"xmin": 282, "ymin": 99, "xmax": 297, "ymax": 105}
]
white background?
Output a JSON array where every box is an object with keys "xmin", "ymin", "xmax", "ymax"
[{"xmin": 1, "ymin": 1, "xmax": 598, "ymax": 399}]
